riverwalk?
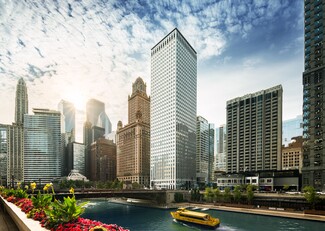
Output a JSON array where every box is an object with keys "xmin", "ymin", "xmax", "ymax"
[{"xmin": 177, "ymin": 202, "xmax": 325, "ymax": 222}]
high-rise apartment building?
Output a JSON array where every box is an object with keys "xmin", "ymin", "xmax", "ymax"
[
  {"xmin": 196, "ymin": 116, "xmax": 214, "ymax": 186},
  {"xmin": 283, "ymin": 115, "xmax": 303, "ymax": 146},
  {"xmin": 226, "ymin": 85, "xmax": 283, "ymax": 173},
  {"xmin": 24, "ymin": 108, "xmax": 62, "ymax": 184},
  {"xmin": 89, "ymin": 138, "xmax": 116, "ymax": 182},
  {"xmin": 116, "ymin": 77, "xmax": 150, "ymax": 186},
  {"xmin": 150, "ymin": 28, "xmax": 197, "ymax": 190},
  {"xmin": 15, "ymin": 77, "xmax": 28, "ymax": 125},
  {"xmin": 302, "ymin": 0, "xmax": 325, "ymax": 191},
  {"xmin": 58, "ymin": 100, "xmax": 76, "ymax": 143},
  {"xmin": 215, "ymin": 124, "xmax": 227, "ymax": 172}
]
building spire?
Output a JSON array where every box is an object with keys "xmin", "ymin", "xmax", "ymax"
[{"xmin": 15, "ymin": 77, "xmax": 28, "ymax": 124}]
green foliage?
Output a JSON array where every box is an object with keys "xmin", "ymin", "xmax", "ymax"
[
  {"xmin": 283, "ymin": 184, "xmax": 290, "ymax": 191},
  {"xmin": 204, "ymin": 187, "xmax": 214, "ymax": 202},
  {"xmin": 213, "ymin": 188, "xmax": 221, "ymax": 202},
  {"xmin": 132, "ymin": 182, "xmax": 140, "ymax": 189},
  {"xmin": 45, "ymin": 196, "xmax": 88, "ymax": 226},
  {"xmin": 303, "ymin": 186, "xmax": 320, "ymax": 209},
  {"xmin": 233, "ymin": 185, "xmax": 242, "ymax": 203},
  {"xmin": 32, "ymin": 191, "xmax": 53, "ymax": 209},
  {"xmin": 1, "ymin": 188, "xmax": 14, "ymax": 197},
  {"xmin": 223, "ymin": 187, "xmax": 231, "ymax": 203},
  {"xmin": 14, "ymin": 188, "xmax": 28, "ymax": 198},
  {"xmin": 174, "ymin": 192, "xmax": 184, "ymax": 203},
  {"xmin": 246, "ymin": 184, "xmax": 254, "ymax": 204}
]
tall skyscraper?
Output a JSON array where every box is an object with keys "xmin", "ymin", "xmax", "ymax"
[
  {"xmin": 86, "ymin": 99, "xmax": 112, "ymax": 135},
  {"xmin": 7, "ymin": 78, "xmax": 28, "ymax": 185},
  {"xmin": 58, "ymin": 100, "xmax": 76, "ymax": 143},
  {"xmin": 150, "ymin": 28, "xmax": 197, "ymax": 190},
  {"xmin": 302, "ymin": 0, "xmax": 325, "ymax": 191},
  {"xmin": 215, "ymin": 124, "xmax": 227, "ymax": 172},
  {"xmin": 208, "ymin": 123, "xmax": 215, "ymax": 182},
  {"xmin": 15, "ymin": 77, "xmax": 28, "ymax": 125},
  {"xmin": 84, "ymin": 99, "xmax": 112, "ymax": 178},
  {"xmin": 196, "ymin": 116, "xmax": 214, "ymax": 186},
  {"xmin": 282, "ymin": 115, "xmax": 303, "ymax": 146},
  {"xmin": 24, "ymin": 108, "xmax": 62, "ymax": 184},
  {"xmin": 116, "ymin": 77, "xmax": 150, "ymax": 187},
  {"xmin": 226, "ymin": 85, "xmax": 283, "ymax": 173}
]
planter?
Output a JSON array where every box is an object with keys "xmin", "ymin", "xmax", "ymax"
[{"xmin": 0, "ymin": 196, "xmax": 47, "ymax": 231}]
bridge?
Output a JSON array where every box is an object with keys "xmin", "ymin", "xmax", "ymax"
[{"xmin": 54, "ymin": 189, "xmax": 176, "ymax": 205}]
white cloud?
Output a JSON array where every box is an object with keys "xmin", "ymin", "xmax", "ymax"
[{"xmin": 0, "ymin": 0, "xmax": 304, "ymax": 135}]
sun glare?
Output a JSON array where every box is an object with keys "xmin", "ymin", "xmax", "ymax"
[{"xmin": 65, "ymin": 91, "xmax": 86, "ymax": 111}]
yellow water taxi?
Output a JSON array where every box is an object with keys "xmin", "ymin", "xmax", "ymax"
[{"xmin": 171, "ymin": 208, "xmax": 220, "ymax": 229}]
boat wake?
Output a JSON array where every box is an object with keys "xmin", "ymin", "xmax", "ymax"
[
  {"xmin": 172, "ymin": 219, "xmax": 201, "ymax": 230},
  {"xmin": 82, "ymin": 202, "xmax": 98, "ymax": 208}
]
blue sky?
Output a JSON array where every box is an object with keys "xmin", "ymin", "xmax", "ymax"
[{"xmin": 0, "ymin": 0, "xmax": 303, "ymax": 138}]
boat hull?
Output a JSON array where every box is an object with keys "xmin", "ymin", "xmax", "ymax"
[{"xmin": 173, "ymin": 218, "xmax": 220, "ymax": 229}]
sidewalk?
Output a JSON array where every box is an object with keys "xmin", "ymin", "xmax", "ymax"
[{"xmin": 0, "ymin": 205, "xmax": 19, "ymax": 231}]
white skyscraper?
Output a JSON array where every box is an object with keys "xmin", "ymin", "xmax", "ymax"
[{"xmin": 150, "ymin": 28, "xmax": 197, "ymax": 190}]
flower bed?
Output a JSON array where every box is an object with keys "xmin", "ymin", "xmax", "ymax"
[{"xmin": 0, "ymin": 185, "xmax": 129, "ymax": 231}]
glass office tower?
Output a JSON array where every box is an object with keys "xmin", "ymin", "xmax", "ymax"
[{"xmin": 24, "ymin": 109, "xmax": 62, "ymax": 184}]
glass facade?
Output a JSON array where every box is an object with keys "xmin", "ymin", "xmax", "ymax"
[
  {"xmin": 58, "ymin": 100, "xmax": 76, "ymax": 142},
  {"xmin": 215, "ymin": 124, "xmax": 227, "ymax": 172},
  {"xmin": 66, "ymin": 142, "xmax": 85, "ymax": 176},
  {"xmin": 282, "ymin": 115, "xmax": 303, "ymax": 146},
  {"xmin": 24, "ymin": 109, "xmax": 62, "ymax": 184},
  {"xmin": 150, "ymin": 28, "xmax": 197, "ymax": 189},
  {"xmin": 196, "ymin": 116, "xmax": 210, "ymax": 186}
]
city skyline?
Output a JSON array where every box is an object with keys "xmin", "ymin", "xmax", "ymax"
[{"xmin": 0, "ymin": 1, "xmax": 303, "ymax": 129}]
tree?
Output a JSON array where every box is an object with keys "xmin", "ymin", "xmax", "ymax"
[
  {"xmin": 132, "ymin": 182, "xmax": 140, "ymax": 189},
  {"xmin": 204, "ymin": 187, "xmax": 214, "ymax": 202},
  {"xmin": 213, "ymin": 187, "xmax": 221, "ymax": 203},
  {"xmin": 246, "ymin": 184, "xmax": 254, "ymax": 205},
  {"xmin": 233, "ymin": 185, "xmax": 242, "ymax": 204},
  {"xmin": 223, "ymin": 187, "xmax": 231, "ymax": 203},
  {"xmin": 303, "ymin": 186, "xmax": 320, "ymax": 209}
]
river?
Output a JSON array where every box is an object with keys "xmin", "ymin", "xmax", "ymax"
[{"xmin": 82, "ymin": 199, "xmax": 325, "ymax": 231}]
